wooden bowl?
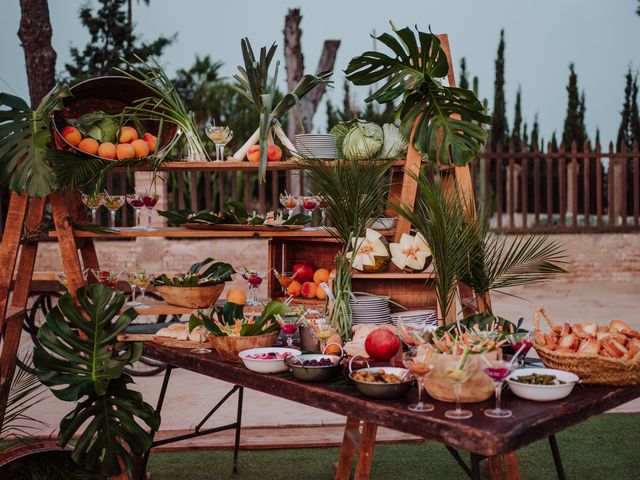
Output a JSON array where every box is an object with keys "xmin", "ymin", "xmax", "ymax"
[
  {"xmin": 155, "ymin": 284, "xmax": 224, "ymax": 308},
  {"xmin": 210, "ymin": 331, "xmax": 280, "ymax": 363},
  {"xmin": 425, "ymin": 351, "xmax": 497, "ymax": 403}
]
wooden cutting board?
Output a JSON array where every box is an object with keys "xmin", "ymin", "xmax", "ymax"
[
  {"xmin": 117, "ymin": 333, "xmax": 155, "ymax": 342},
  {"xmin": 152, "ymin": 336, "xmax": 215, "ymax": 349}
]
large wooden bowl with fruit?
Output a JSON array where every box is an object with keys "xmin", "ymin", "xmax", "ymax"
[{"xmin": 52, "ymin": 76, "xmax": 178, "ymax": 161}]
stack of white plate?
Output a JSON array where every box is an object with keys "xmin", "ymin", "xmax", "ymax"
[
  {"xmin": 390, "ymin": 310, "xmax": 438, "ymax": 332},
  {"xmin": 295, "ymin": 134, "xmax": 337, "ymax": 159},
  {"xmin": 349, "ymin": 295, "xmax": 391, "ymax": 325}
]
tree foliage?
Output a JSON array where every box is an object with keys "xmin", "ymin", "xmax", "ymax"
[
  {"xmin": 64, "ymin": 0, "xmax": 175, "ymax": 82},
  {"xmin": 562, "ymin": 63, "xmax": 588, "ymax": 150},
  {"xmin": 511, "ymin": 86, "xmax": 523, "ymax": 148},
  {"xmin": 491, "ymin": 29, "xmax": 509, "ymax": 150},
  {"xmin": 616, "ymin": 67, "xmax": 640, "ymax": 152},
  {"xmin": 326, "ymin": 79, "xmax": 395, "ymax": 131}
]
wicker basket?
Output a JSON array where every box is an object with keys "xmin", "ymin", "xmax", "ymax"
[
  {"xmin": 533, "ymin": 308, "xmax": 640, "ymax": 386},
  {"xmin": 209, "ymin": 331, "xmax": 280, "ymax": 363},
  {"xmin": 155, "ymin": 284, "xmax": 224, "ymax": 309}
]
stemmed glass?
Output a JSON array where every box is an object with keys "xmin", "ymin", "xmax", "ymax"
[
  {"xmin": 316, "ymin": 195, "xmax": 328, "ymax": 225},
  {"xmin": 192, "ymin": 325, "xmax": 212, "ymax": 354},
  {"xmin": 444, "ymin": 353, "xmax": 477, "ymax": 420},
  {"xmin": 142, "ymin": 192, "xmax": 160, "ymax": 230},
  {"xmin": 205, "ymin": 122, "xmax": 234, "ymax": 162},
  {"xmin": 483, "ymin": 358, "xmax": 516, "ymax": 418},
  {"xmin": 124, "ymin": 271, "xmax": 142, "ymax": 306},
  {"xmin": 279, "ymin": 192, "xmax": 298, "ymax": 218},
  {"xmin": 299, "ymin": 195, "xmax": 319, "ymax": 216},
  {"xmin": 103, "ymin": 193, "xmax": 125, "ymax": 228},
  {"xmin": 507, "ymin": 332, "xmax": 534, "ymax": 368},
  {"xmin": 82, "ymin": 192, "xmax": 103, "ymax": 224},
  {"xmin": 134, "ymin": 272, "xmax": 153, "ymax": 310},
  {"xmin": 126, "ymin": 194, "xmax": 145, "ymax": 229},
  {"xmin": 274, "ymin": 270, "xmax": 299, "ymax": 297},
  {"xmin": 241, "ymin": 270, "xmax": 264, "ymax": 306},
  {"xmin": 90, "ymin": 269, "xmax": 120, "ymax": 287},
  {"xmin": 310, "ymin": 317, "xmax": 337, "ymax": 353},
  {"xmin": 281, "ymin": 317, "xmax": 299, "ymax": 348},
  {"xmin": 402, "ymin": 345, "xmax": 435, "ymax": 412}
]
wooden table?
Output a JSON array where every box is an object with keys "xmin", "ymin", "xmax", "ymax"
[{"xmin": 142, "ymin": 343, "xmax": 640, "ymax": 480}]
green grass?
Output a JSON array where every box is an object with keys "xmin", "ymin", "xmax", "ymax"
[{"xmin": 148, "ymin": 413, "xmax": 640, "ymax": 480}]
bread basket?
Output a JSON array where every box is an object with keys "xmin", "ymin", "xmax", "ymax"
[{"xmin": 533, "ymin": 308, "xmax": 640, "ymax": 386}]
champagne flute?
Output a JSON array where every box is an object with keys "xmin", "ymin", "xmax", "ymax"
[
  {"xmin": 125, "ymin": 271, "xmax": 141, "ymax": 306},
  {"xmin": 142, "ymin": 191, "xmax": 160, "ymax": 230},
  {"xmin": 402, "ymin": 345, "xmax": 435, "ymax": 412},
  {"xmin": 82, "ymin": 192, "xmax": 103, "ymax": 224},
  {"xmin": 279, "ymin": 191, "xmax": 298, "ymax": 218},
  {"xmin": 444, "ymin": 352, "xmax": 477, "ymax": 420},
  {"xmin": 192, "ymin": 325, "xmax": 212, "ymax": 354},
  {"xmin": 126, "ymin": 193, "xmax": 145, "ymax": 229},
  {"xmin": 483, "ymin": 358, "xmax": 516, "ymax": 418},
  {"xmin": 103, "ymin": 193, "xmax": 124, "ymax": 228},
  {"xmin": 205, "ymin": 122, "xmax": 234, "ymax": 162},
  {"xmin": 134, "ymin": 272, "xmax": 152, "ymax": 310}
]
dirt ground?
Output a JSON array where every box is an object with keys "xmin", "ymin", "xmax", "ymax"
[{"xmin": 20, "ymin": 279, "xmax": 640, "ymax": 436}]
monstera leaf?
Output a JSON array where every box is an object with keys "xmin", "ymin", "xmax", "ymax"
[
  {"xmin": 0, "ymin": 84, "xmax": 72, "ymax": 197},
  {"xmin": 345, "ymin": 26, "xmax": 491, "ymax": 167},
  {"xmin": 33, "ymin": 284, "xmax": 159, "ymax": 477}
]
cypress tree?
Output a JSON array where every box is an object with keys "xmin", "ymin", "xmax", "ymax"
[
  {"xmin": 631, "ymin": 74, "xmax": 640, "ymax": 146},
  {"xmin": 522, "ymin": 122, "xmax": 529, "ymax": 149},
  {"xmin": 65, "ymin": 0, "xmax": 175, "ymax": 82},
  {"xmin": 511, "ymin": 87, "xmax": 523, "ymax": 147},
  {"xmin": 551, "ymin": 132, "xmax": 558, "ymax": 152},
  {"xmin": 459, "ymin": 57, "xmax": 469, "ymax": 90},
  {"xmin": 562, "ymin": 63, "xmax": 587, "ymax": 149},
  {"xmin": 595, "ymin": 128, "xmax": 601, "ymax": 148},
  {"xmin": 491, "ymin": 29, "xmax": 509, "ymax": 150},
  {"xmin": 617, "ymin": 68, "xmax": 633, "ymax": 151},
  {"xmin": 530, "ymin": 114, "xmax": 540, "ymax": 150}
]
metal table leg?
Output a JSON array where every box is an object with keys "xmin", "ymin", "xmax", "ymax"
[
  {"xmin": 233, "ymin": 386, "xmax": 244, "ymax": 474},
  {"xmin": 548, "ymin": 434, "xmax": 567, "ymax": 480},
  {"xmin": 470, "ymin": 453, "xmax": 483, "ymax": 480},
  {"xmin": 444, "ymin": 445, "xmax": 474, "ymax": 478}
]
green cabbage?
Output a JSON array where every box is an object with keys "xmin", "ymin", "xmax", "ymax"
[
  {"xmin": 342, "ymin": 121, "xmax": 383, "ymax": 160},
  {"xmin": 380, "ymin": 123, "xmax": 408, "ymax": 159}
]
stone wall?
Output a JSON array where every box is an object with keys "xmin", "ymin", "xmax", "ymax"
[{"xmin": 34, "ymin": 234, "xmax": 640, "ymax": 295}]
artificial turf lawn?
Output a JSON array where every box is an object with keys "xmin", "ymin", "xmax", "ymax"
[{"xmin": 147, "ymin": 412, "xmax": 640, "ymax": 480}]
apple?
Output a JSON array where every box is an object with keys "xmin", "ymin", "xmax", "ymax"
[
  {"xmin": 292, "ymin": 261, "xmax": 315, "ymax": 283},
  {"xmin": 364, "ymin": 328, "xmax": 401, "ymax": 361},
  {"xmin": 267, "ymin": 144, "xmax": 282, "ymax": 162},
  {"xmin": 247, "ymin": 145, "xmax": 260, "ymax": 163},
  {"xmin": 301, "ymin": 282, "xmax": 316, "ymax": 299}
]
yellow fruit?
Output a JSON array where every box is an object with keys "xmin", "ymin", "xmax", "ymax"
[
  {"xmin": 131, "ymin": 139, "xmax": 150, "ymax": 158},
  {"xmin": 116, "ymin": 143, "xmax": 135, "ymax": 160},
  {"xmin": 324, "ymin": 334, "xmax": 343, "ymax": 354},
  {"xmin": 287, "ymin": 280, "xmax": 302, "ymax": 297},
  {"xmin": 313, "ymin": 268, "xmax": 330, "ymax": 284},
  {"xmin": 97, "ymin": 142, "xmax": 117, "ymax": 159},
  {"xmin": 315, "ymin": 284, "xmax": 327, "ymax": 300},
  {"xmin": 119, "ymin": 126, "xmax": 139, "ymax": 143},
  {"xmin": 226, "ymin": 289, "xmax": 247, "ymax": 305},
  {"xmin": 78, "ymin": 137, "xmax": 99, "ymax": 155}
]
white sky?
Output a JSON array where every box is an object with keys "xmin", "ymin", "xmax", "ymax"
[{"xmin": 1, "ymin": 0, "xmax": 639, "ymax": 143}]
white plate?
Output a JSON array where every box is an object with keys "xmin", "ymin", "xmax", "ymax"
[
  {"xmin": 239, "ymin": 347, "xmax": 301, "ymax": 374},
  {"xmin": 506, "ymin": 368, "xmax": 579, "ymax": 402}
]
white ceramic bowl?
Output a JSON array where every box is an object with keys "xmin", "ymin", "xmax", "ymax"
[
  {"xmin": 239, "ymin": 347, "xmax": 301, "ymax": 374},
  {"xmin": 507, "ymin": 368, "xmax": 580, "ymax": 402}
]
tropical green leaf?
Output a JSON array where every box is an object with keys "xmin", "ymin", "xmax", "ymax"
[
  {"xmin": 240, "ymin": 300, "xmax": 288, "ymax": 336},
  {"xmin": 345, "ymin": 26, "xmax": 490, "ymax": 166},
  {"xmin": 435, "ymin": 312, "xmax": 526, "ymax": 339},
  {"xmin": 152, "ymin": 258, "xmax": 235, "ymax": 287},
  {"xmin": 33, "ymin": 284, "xmax": 159, "ymax": 477}
]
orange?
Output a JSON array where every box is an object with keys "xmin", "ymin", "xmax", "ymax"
[
  {"xmin": 315, "ymin": 284, "xmax": 327, "ymax": 300},
  {"xmin": 116, "ymin": 143, "xmax": 136, "ymax": 160},
  {"xmin": 226, "ymin": 289, "xmax": 247, "ymax": 305},
  {"xmin": 77, "ymin": 137, "xmax": 99, "ymax": 155},
  {"xmin": 287, "ymin": 280, "xmax": 302, "ymax": 297},
  {"xmin": 118, "ymin": 126, "xmax": 139, "ymax": 143},
  {"xmin": 61, "ymin": 126, "xmax": 81, "ymax": 146},
  {"xmin": 313, "ymin": 268, "xmax": 330, "ymax": 284},
  {"xmin": 97, "ymin": 142, "xmax": 117, "ymax": 159},
  {"xmin": 131, "ymin": 139, "xmax": 150, "ymax": 158}
]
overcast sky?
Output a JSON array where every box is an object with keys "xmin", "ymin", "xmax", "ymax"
[{"xmin": 1, "ymin": 0, "xmax": 639, "ymax": 143}]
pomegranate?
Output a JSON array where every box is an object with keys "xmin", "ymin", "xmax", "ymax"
[
  {"xmin": 364, "ymin": 328, "xmax": 401, "ymax": 361},
  {"xmin": 292, "ymin": 261, "xmax": 315, "ymax": 283}
]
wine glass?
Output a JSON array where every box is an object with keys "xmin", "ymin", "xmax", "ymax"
[
  {"xmin": 279, "ymin": 192, "xmax": 298, "ymax": 218},
  {"xmin": 281, "ymin": 317, "xmax": 299, "ymax": 348},
  {"xmin": 81, "ymin": 192, "xmax": 103, "ymax": 224},
  {"xmin": 273, "ymin": 270, "xmax": 299, "ymax": 297},
  {"xmin": 142, "ymin": 191, "xmax": 160, "ymax": 230},
  {"xmin": 317, "ymin": 195, "xmax": 328, "ymax": 225},
  {"xmin": 205, "ymin": 123, "xmax": 234, "ymax": 162},
  {"xmin": 126, "ymin": 193, "xmax": 145, "ymax": 229},
  {"xmin": 444, "ymin": 353, "xmax": 477, "ymax": 420},
  {"xmin": 124, "ymin": 271, "xmax": 142, "ymax": 306},
  {"xmin": 299, "ymin": 195, "xmax": 319, "ymax": 216},
  {"xmin": 482, "ymin": 357, "xmax": 516, "ymax": 419},
  {"xmin": 103, "ymin": 194, "xmax": 124, "ymax": 228},
  {"xmin": 507, "ymin": 332, "xmax": 534, "ymax": 368},
  {"xmin": 90, "ymin": 269, "xmax": 120, "ymax": 287},
  {"xmin": 241, "ymin": 270, "xmax": 264, "ymax": 306},
  {"xmin": 134, "ymin": 272, "xmax": 153, "ymax": 310},
  {"xmin": 402, "ymin": 346, "xmax": 435, "ymax": 412},
  {"xmin": 191, "ymin": 325, "xmax": 212, "ymax": 354},
  {"xmin": 310, "ymin": 317, "xmax": 337, "ymax": 353}
]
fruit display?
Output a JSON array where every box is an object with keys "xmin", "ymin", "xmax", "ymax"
[
  {"xmin": 277, "ymin": 262, "xmax": 331, "ymax": 299},
  {"xmin": 346, "ymin": 228, "xmax": 390, "ymax": 272},
  {"xmin": 364, "ymin": 328, "xmax": 401, "ymax": 361},
  {"xmin": 344, "ymin": 324, "xmax": 397, "ymax": 358},
  {"xmin": 247, "ymin": 144, "xmax": 283, "ymax": 163},
  {"xmin": 60, "ymin": 110, "xmax": 159, "ymax": 162},
  {"xmin": 389, "ymin": 232, "xmax": 432, "ymax": 272}
]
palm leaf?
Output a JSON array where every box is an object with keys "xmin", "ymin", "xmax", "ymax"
[
  {"xmin": 345, "ymin": 25, "xmax": 490, "ymax": 166},
  {"xmin": 33, "ymin": 284, "xmax": 159, "ymax": 477}
]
